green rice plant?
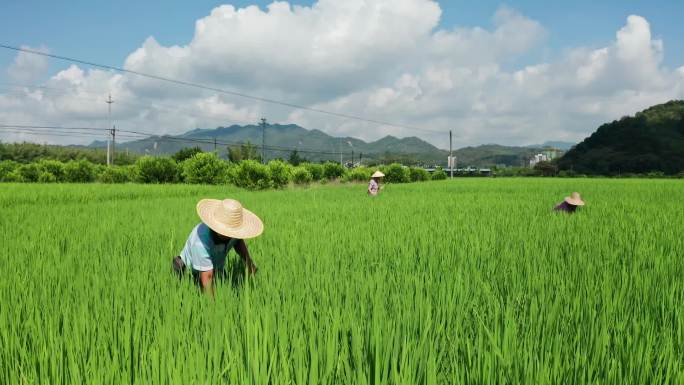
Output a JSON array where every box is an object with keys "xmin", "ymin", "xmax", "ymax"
[{"xmin": 0, "ymin": 178, "xmax": 682, "ymax": 384}]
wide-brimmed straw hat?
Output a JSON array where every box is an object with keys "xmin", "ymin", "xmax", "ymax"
[
  {"xmin": 371, "ymin": 171, "xmax": 385, "ymax": 178},
  {"xmin": 196, "ymin": 198, "xmax": 264, "ymax": 239},
  {"xmin": 564, "ymin": 192, "xmax": 585, "ymax": 206}
]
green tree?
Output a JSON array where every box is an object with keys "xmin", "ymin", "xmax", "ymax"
[
  {"xmin": 291, "ymin": 166, "xmax": 313, "ymax": 185},
  {"xmin": 182, "ymin": 152, "xmax": 228, "ymax": 184},
  {"xmin": 322, "ymin": 162, "xmax": 346, "ymax": 180},
  {"xmin": 172, "ymin": 147, "xmax": 203, "ymax": 162},
  {"xmin": 288, "ymin": 150, "xmax": 306, "ymax": 166},
  {"xmin": 98, "ymin": 166, "xmax": 132, "ymax": 184},
  {"xmin": 344, "ymin": 167, "xmax": 372, "ymax": 182},
  {"xmin": 409, "ymin": 167, "xmax": 431, "ymax": 182},
  {"xmin": 135, "ymin": 156, "xmax": 178, "ymax": 183},
  {"xmin": 303, "ymin": 163, "xmax": 324, "ymax": 181},
  {"xmin": 228, "ymin": 142, "xmax": 261, "ymax": 163},
  {"xmin": 230, "ymin": 160, "xmax": 271, "ymax": 190},
  {"xmin": 534, "ymin": 161, "xmax": 558, "ymax": 176},
  {"xmin": 64, "ymin": 160, "xmax": 96, "ymax": 183},
  {"xmin": 17, "ymin": 163, "xmax": 41, "ymax": 182},
  {"xmin": 0, "ymin": 160, "xmax": 19, "ymax": 181},
  {"xmin": 37, "ymin": 160, "xmax": 66, "ymax": 182},
  {"xmin": 431, "ymin": 167, "xmax": 447, "ymax": 180},
  {"xmin": 268, "ymin": 160, "xmax": 292, "ymax": 188},
  {"xmin": 383, "ymin": 163, "xmax": 410, "ymax": 183}
]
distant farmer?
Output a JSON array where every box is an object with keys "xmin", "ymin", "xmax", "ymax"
[
  {"xmin": 554, "ymin": 192, "xmax": 585, "ymax": 213},
  {"xmin": 368, "ymin": 171, "xmax": 385, "ymax": 196},
  {"xmin": 172, "ymin": 198, "xmax": 263, "ymax": 295}
]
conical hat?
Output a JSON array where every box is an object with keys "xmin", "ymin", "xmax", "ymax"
[
  {"xmin": 196, "ymin": 199, "xmax": 264, "ymax": 239},
  {"xmin": 564, "ymin": 192, "xmax": 585, "ymax": 206},
  {"xmin": 371, "ymin": 171, "xmax": 385, "ymax": 178}
]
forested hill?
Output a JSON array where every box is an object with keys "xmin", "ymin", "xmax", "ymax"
[
  {"xmin": 557, "ymin": 100, "xmax": 684, "ymax": 175},
  {"xmin": 89, "ymin": 124, "xmax": 552, "ymax": 167},
  {"xmin": 91, "ymin": 123, "xmax": 446, "ymax": 163}
]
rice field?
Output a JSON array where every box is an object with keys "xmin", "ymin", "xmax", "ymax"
[{"xmin": 1, "ymin": 178, "xmax": 683, "ymax": 384}]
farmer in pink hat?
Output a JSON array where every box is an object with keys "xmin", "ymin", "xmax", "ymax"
[
  {"xmin": 172, "ymin": 198, "xmax": 263, "ymax": 295},
  {"xmin": 554, "ymin": 192, "xmax": 585, "ymax": 213}
]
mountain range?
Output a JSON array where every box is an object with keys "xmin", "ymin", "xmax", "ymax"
[{"xmin": 91, "ymin": 123, "xmax": 571, "ymax": 167}]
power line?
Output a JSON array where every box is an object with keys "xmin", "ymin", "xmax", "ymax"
[
  {"xmin": 0, "ymin": 124, "xmax": 107, "ymax": 131},
  {"xmin": 0, "ymin": 44, "xmax": 443, "ymax": 135}
]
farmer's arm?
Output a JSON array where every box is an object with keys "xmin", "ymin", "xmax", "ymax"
[
  {"xmin": 198, "ymin": 270, "xmax": 215, "ymax": 296},
  {"xmin": 234, "ymin": 239, "xmax": 257, "ymax": 274}
]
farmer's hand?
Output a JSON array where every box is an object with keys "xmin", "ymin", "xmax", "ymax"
[{"xmin": 246, "ymin": 260, "xmax": 258, "ymax": 275}]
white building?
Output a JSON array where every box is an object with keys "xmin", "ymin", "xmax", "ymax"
[{"xmin": 529, "ymin": 153, "xmax": 548, "ymax": 167}]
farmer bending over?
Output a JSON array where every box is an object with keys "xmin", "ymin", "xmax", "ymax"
[
  {"xmin": 172, "ymin": 198, "xmax": 263, "ymax": 294},
  {"xmin": 368, "ymin": 171, "xmax": 385, "ymax": 196},
  {"xmin": 554, "ymin": 192, "xmax": 585, "ymax": 213}
]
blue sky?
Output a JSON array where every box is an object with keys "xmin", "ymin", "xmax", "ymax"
[{"xmin": 1, "ymin": 0, "xmax": 683, "ymax": 147}]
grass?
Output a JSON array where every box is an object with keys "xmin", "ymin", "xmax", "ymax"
[{"xmin": 0, "ymin": 178, "xmax": 683, "ymax": 384}]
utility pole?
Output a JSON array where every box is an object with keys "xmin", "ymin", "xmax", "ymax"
[
  {"xmin": 213, "ymin": 137, "xmax": 217, "ymax": 152},
  {"xmin": 260, "ymin": 118, "xmax": 267, "ymax": 164},
  {"xmin": 111, "ymin": 125, "xmax": 116, "ymax": 164},
  {"xmin": 449, "ymin": 130, "xmax": 453, "ymax": 178},
  {"xmin": 351, "ymin": 150, "xmax": 354, "ymax": 165},
  {"xmin": 106, "ymin": 94, "xmax": 114, "ymax": 166}
]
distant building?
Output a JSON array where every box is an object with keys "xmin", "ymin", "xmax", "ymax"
[
  {"xmin": 529, "ymin": 153, "xmax": 548, "ymax": 167},
  {"xmin": 529, "ymin": 148, "xmax": 564, "ymax": 167}
]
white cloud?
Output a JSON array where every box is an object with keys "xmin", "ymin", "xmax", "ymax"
[
  {"xmin": 6, "ymin": 45, "xmax": 50, "ymax": 83},
  {"xmin": 0, "ymin": 2, "xmax": 682, "ymax": 149}
]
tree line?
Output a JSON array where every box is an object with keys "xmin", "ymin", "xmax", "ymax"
[{"xmin": 0, "ymin": 146, "xmax": 448, "ymax": 188}]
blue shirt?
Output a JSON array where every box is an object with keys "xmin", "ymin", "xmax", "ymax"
[{"xmin": 180, "ymin": 223, "xmax": 238, "ymax": 272}]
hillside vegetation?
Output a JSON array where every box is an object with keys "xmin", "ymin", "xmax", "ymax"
[{"xmin": 558, "ymin": 100, "xmax": 684, "ymax": 175}]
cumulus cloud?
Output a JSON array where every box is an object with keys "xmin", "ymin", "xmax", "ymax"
[
  {"xmin": 0, "ymin": 2, "xmax": 682, "ymax": 149},
  {"xmin": 6, "ymin": 45, "xmax": 50, "ymax": 83}
]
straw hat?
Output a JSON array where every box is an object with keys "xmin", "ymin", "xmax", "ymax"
[
  {"xmin": 371, "ymin": 170, "xmax": 385, "ymax": 178},
  {"xmin": 196, "ymin": 198, "xmax": 264, "ymax": 239},
  {"xmin": 564, "ymin": 192, "xmax": 585, "ymax": 206}
]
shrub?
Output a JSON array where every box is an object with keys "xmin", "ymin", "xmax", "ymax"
[
  {"xmin": 0, "ymin": 160, "xmax": 19, "ymax": 181},
  {"xmin": 231, "ymin": 160, "xmax": 271, "ymax": 190},
  {"xmin": 182, "ymin": 152, "xmax": 228, "ymax": 185},
  {"xmin": 291, "ymin": 166, "xmax": 313, "ymax": 185},
  {"xmin": 135, "ymin": 156, "xmax": 178, "ymax": 183},
  {"xmin": 37, "ymin": 160, "xmax": 66, "ymax": 182},
  {"xmin": 383, "ymin": 163, "xmax": 410, "ymax": 183},
  {"xmin": 646, "ymin": 171, "xmax": 665, "ymax": 178},
  {"xmin": 98, "ymin": 166, "xmax": 132, "ymax": 184},
  {"xmin": 64, "ymin": 159, "xmax": 96, "ymax": 183},
  {"xmin": 37, "ymin": 171, "xmax": 57, "ymax": 183},
  {"xmin": 17, "ymin": 163, "xmax": 41, "ymax": 182},
  {"xmin": 345, "ymin": 167, "xmax": 372, "ymax": 182},
  {"xmin": 268, "ymin": 160, "xmax": 292, "ymax": 189},
  {"xmin": 323, "ymin": 162, "xmax": 346, "ymax": 180},
  {"xmin": 303, "ymin": 163, "xmax": 324, "ymax": 181},
  {"xmin": 431, "ymin": 167, "xmax": 447, "ymax": 180},
  {"xmin": 3, "ymin": 171, "xmax": 22, "ymax": 182},
  {"xmin": 409, "ymin": 167, "xmax": 431, "ymax": 182},
  {"xmin": 172, "ymin": 146, "xmax": 204, "ymax": 162}
]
